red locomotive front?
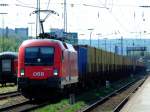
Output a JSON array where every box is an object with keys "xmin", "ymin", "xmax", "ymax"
[{"xmin": 18, "ymin": 39, "xmax": 78, "ymax": 98}]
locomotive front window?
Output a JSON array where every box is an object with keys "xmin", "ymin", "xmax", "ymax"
[{"xmin": 25, "ymin": 47, "xmax": 54, "ymax": 66}]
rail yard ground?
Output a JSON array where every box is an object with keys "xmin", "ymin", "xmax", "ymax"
[
  {"xmin": 0, "ymin": 85, "xmax": 17, "ymax": 94},
  {"xmin": 0, "ymin": 74, "xmax": 146, "ymax": 112},
  {"xmin": 30, "ymin": 74, "xmax": 146, "ymax": 112}
]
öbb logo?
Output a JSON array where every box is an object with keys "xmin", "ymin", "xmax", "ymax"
[{"xmin": 33, "ymin": 72, "xmax": 44, "ymax": 77}]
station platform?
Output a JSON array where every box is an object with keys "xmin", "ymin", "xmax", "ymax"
[{"xmin": 121, "ymin": 76, "xmax": 150, "ymax": 112}]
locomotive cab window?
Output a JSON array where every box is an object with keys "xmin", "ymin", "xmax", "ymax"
[{"xmin": 25, "ymin": 47, "xmax": 54, "ymax": 66}]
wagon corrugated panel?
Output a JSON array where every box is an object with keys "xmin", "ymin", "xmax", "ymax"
[
  {"xmin": 109, "ymin": 52, "xmax": 111, "ymax": 64},
  {"xmin": 118, "ymin": 55, "xmax": 121, "ymax": 65},
  {"xmin": 101, "ymin": 50, "xmax": 104, "ymax": 65},
  {"xmin": 105, "ymin": 50, "xmax": 109, "ymax": 72},
  {"xmin": 99, "ymin": 49, "xmax": 101, "ymax": 71},
  {"xmin": 105, "ymin": 51, "xmax": 108, "ymax": 65},
  {"xmin": 126, "ymin": 58, "xmax": 128, "ymax": 65},
  {"xmin": 109, "ymin": 52, "xmax": 113, "ymax": 65},
  {"xmin": 121, "ymin": 56, "xmax": 123, "ymax": 65},
  {"xmin": 96, "ymin": 49, "xmax": 99, "ymax": 72},
  {"xmin": 115, "ymin": 54, "xmax": 118, "ymax": 65},
  {"xmin": 116, "ymin": 54, "xmax": 120, "ymax": 70},
  {"xmin": 113, "ymin": 54, "xmax": 116, "ymax": 71},
  {"xmin": 112, "ymin": 53, "xmax": 115, "ymax": 65},
  {"xmin": 101, "ymin": 50, "xmax": 105, "ymax": 72},
  {"xmin": 109, "ymin": 52, "xmax": 112, "ymax": 70},
  {"xmin": 127, "ymin": 57, "xmax": 130, "ymax": 65},
  {"xmin": 114, "ymin": 54, "xmax": 116, "ymax": 65},
  {"xmin": 130, "ymin": 60, "xmax": 133, "ymax": 66},
  {"xmin": 97, "ymin": 49, "xmax": 100, "ymax": 72},
  {"xmin": 106, "ymin": 51, "xmax": 108, "ymax": 65},
  {"xmin": 87, "ymin": 46, "xmax": 90, "ymax": 73},
  {"xmin": 75, "ymin": 46, "xmax": 87, "ymax": 76},
  {"xmin": 92, "ymin": 47, "xmax": 95, "ymax": 73},
  {"xmin": 119, "ymin": 55, "xmax": 122, "ymax": 65},
  {"xmin": 122, "ymin": 56, "xmax": 124, "ymax": 65},
  {"xmin": 123, "ymin": 56, "xmax": 127, "ymax": 65},
  {"xmin": 110, "ymin": 52, "xmax": 114, "ymax": 71},
  {"xmin": 97, "ymin": 48, "xmax": 101, "ymax": 72},
  {"xmin": 87, "ymin": 46, "xmax": 93, "ymax": 73},
  {"xmin": 95, "ymin": 48, "xmax": 99, "ymax": 72},
  {"xmin": 123, "ymin": 57, "xmax": 127, "ymax": 65},
  {"xmin": 99, "ymin": 49, "xmax": 102, "ymax": 64},
  {"xmin": 127, "ymin": 58, "xmax": 130, "ymax": 65},
  {"xmin": 106, "ymin": 52, "xmax": 110, "ymax": 72},
  {"xmin": 105, "ymin": 51, "xmax": 109, "ymax": 72},
  {"xmin": 109, "ymin": 52, "xmax": 112, "ymax": 71},
  {"xmin": 91, "ymin": 47, "xmax": 96, "ymax": 73},
  {"xmin": 99, "ymin": 49, "xmax": 102, "ymax": 72},
  {"xmin": 103, "ymin": 50, "xmax": 107, "ymax": 65},
  {"xmin": 115, "ymin": 54, "xmax": 119, "ymax": 71},
  {"xmin": 93, "ymin": 47, "xmax": 96, "ymax": 73},
  {"xmin": 104, "ymin": 50, "xmax": 107, "ymax": 65}
]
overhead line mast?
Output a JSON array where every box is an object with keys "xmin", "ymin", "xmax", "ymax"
[
  {"xmin": 36, "ymin": 0, "xmax": 40, "ymax": 38},
  {"xmin": 64, "ymin": 0, "xmax": 67, "ymax": 33},
  {"xmin": 35, "ymin": 0, "xmax": 68, "ymax": 38}
]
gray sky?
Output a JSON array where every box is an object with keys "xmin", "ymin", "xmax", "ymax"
[{"xmin": 0, "ymin": 0, "xmax": 150, "ymax": 39}]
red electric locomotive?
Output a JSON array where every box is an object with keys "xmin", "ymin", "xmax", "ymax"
[{"xmin": 18, "ymin": 39, "xmax": 78, "ymax": 98}]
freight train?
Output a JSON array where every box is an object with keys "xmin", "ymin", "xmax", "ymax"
[
  {"xmin": 17, "ymin": 39, "xmax": 145, "ymax": 99},
  {"xmin": 0, "ymin": 52, "xmax": 18, "ymax": 86}
]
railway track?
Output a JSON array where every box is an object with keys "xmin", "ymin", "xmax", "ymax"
[
  {"xmin": 0, "ymin": 99, "xmax": 50, "ymax": 112},
  {"xmin": 0, "ymin": 91, "xmax": 21, "ymax": 100},
  {"xmin": 113, "ymin": 76, "xmax": 146, "ymax": 112},
  {"xmin": 0, "ymin": 84, "xmax": 15, "ymax": 88},
  {"xmin": 0, "ymin": 76, "xmax": 146, "ymax": 112},
  {"xmin": 81, "ymin": 76, "xmax": 147, "ymax": 112},
  {"xmin": 0, "ymin": 91, "xmax": 56, "ymax": 112}
]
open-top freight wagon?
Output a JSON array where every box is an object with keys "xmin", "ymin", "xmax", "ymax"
[{"xmin": 75, "ymin": 45, "xmax": 146, "ymax": 87}]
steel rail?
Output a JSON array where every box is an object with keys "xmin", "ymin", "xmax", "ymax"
[
  {"xmin": 0, "ymin": 98, "xmax": 51, "ymax": 112},
  {"xmin": 0, "ymin": 91, "xmax": 21, "ymax": 100},
  {"xmin": 0, "ymin": 100, "xmax": 30, "ymax": 112},
  {"xmin": 81, "ymin": 76, "xmax": 147, "ymax": 112},
  {"xmin": 113, "ymin": 76, "xmax": 147, "ymax": 112}
]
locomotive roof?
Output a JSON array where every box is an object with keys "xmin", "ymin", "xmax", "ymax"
[
  {"xmin": 0, "ymin": 52, "xmax": 18, "ymax": 59},
  {"xmin": 21, "ymin": 39, "xmax": 76, "ymax": 52},
  {"xmin": 22, "ymin": 39, "xmax": 63, "ymax": 46}
]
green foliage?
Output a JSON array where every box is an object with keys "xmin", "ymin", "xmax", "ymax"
[{"xmin": 0, "ymin": 36, "xmax": 23, "ymax": 52}]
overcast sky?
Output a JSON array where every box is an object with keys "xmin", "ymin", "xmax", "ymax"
[{"xmin": 0, "ymin": 0, "xmax": 150, "ymax": 39}]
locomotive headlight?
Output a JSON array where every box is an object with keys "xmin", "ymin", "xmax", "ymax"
[
  {"xmin": 20, "ymin": 69, "xmax": 24, "ymax": 76},
  {"xmin": 53, "ymin": 69, "xmax": 58, "ymax": 76}
]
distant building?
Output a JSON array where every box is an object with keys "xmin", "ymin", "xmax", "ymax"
[
  {"xmin": 15, "ymin": 28, "xmax": 28, "ymax": 38},
  {"xmin": 65, "ymin": 32, "xmax": 78, "ymax": 45},
  {"xmin": 49, "ymin": 28, "xmax": 78, "ymax": 45},
  {"xmin": 0, "ymin": 27, "xmax": 17, "ymax": 38},
  {"xmin": 1, "ymin": 27, "xmax": 29, "ymax": 38},
  {"xmin": 50, "ymin": 28, "xmax": 64, "ymax": 38},
  {"xmin": 126, "ymin": 46, "xmax": 147, "ymax": 56}
]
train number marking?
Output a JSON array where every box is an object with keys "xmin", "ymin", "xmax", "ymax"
[{"xmin": 33, "ymin": 72, "xmax": 44, "ymax": 77}]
